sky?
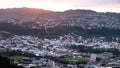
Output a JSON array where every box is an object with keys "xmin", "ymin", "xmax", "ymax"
[{"xmin": 0, "ymin": 0, "xmax": 120, "ymax": 12}]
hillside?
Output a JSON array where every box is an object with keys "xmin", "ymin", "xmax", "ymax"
[
  {"xmin": 0, "ymin": 8, "xmax": 120, "ymax": 37},
  {"xmin": 0, "ymin": 7, "xmax": 54, "ymax": 19}
]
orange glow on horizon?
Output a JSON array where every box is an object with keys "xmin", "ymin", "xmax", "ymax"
[{"xmin": 23, "ymin": 2, "xmax": 76, "ymax": 11}]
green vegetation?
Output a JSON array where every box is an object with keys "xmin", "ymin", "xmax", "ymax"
[
  {"xmin": 58, "ymin": 58, "xmax": 87, "ymax": 64},
  {"xmin": 9, "ymin": 56, "xmax": 23, "ymax": 61}
]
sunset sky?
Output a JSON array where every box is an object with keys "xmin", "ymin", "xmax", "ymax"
[{"xmin": 0, "ymin": 0, "xmax": 120, "ymax": 12}]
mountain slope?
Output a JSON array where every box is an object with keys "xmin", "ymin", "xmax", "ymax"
[
  {"xmin": 0, "ymin": 8, "xmax": 120, "ymax": 37},
  {"xmin": 0, "ymin": 7, "xmax": 54, "ymax": 19}
]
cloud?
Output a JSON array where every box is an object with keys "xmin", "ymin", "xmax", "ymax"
[{"xmin": 71, "ymin": 0, "xmax": 120, "ymax": 10}]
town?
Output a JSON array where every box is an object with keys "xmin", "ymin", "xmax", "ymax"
[
  {"xmin": 0, "ymin": 34, "xmax": 120, "ymax": 68},
  {"xmin": 0, "ymin": 8, "xmax": 120, "ymax": 68}
]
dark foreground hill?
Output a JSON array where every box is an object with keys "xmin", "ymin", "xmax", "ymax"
[{"xmin": 0, "ymin": 55, "xmax": 24, "ymax": 68}]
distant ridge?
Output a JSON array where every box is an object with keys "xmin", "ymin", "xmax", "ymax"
[
  {"xmin": 64, "ymin": 9, "xmax": 97, "ymax": 14},
  {"xmin": 0, "ymin": 7, "xmax": 119, "ymax": 19},
  {"xmin": 0, "ymin": 7, "xmax": 54, "ymax": 19}
]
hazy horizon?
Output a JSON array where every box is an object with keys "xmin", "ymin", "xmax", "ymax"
[{"xmin": 0, "ymin": 0, "xmax": 120, "ymax": 13}]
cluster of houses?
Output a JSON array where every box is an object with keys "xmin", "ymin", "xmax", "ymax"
[
  {"xmin": 0, "ymin": 34, "xmax": 120, "ymax": 68},
  {"xmin": 0, "ymin": 13, "xmax": 120, "ymax": 30}
]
